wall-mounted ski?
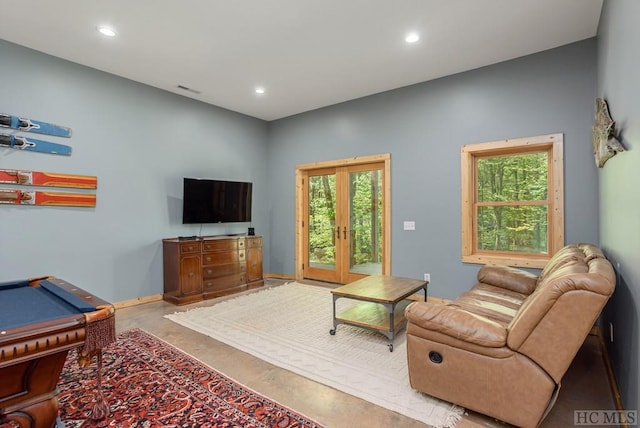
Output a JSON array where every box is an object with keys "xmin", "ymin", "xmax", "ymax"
[
  {"xmin": 0, "ymin": 188, "xmax": 96, "ymax": 207},
  {"xmin": 0, "ymin": 113, "xmax": 72, "ymax": 137},
  {"xmin": 0, "ymin": 132, "xmax": 72, "ymax": 156},
  {"xmin": 0, "ymin": 169, "xmax": 97, "ymax": 189}
]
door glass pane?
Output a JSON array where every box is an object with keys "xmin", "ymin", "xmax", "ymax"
[
  {"xmin": 349, "ymin": 170, "xmax": 382, "ymax": 274},
  {"xmin": 308, "ymin": 174, "xmax": 336, "ymax": 269}
]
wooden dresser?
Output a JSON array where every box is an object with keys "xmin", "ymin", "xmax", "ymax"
[{"xmin": 162, "ymin": 235, "xmax": 263, "ymax": 305}]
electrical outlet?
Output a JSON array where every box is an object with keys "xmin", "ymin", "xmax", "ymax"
[{"xmin": 424, "ymin": 273, "xmax": 431, "ymax": 282}]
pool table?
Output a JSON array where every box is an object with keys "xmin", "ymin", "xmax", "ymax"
[{"xmin": 0, "ymin": 277, "xmax": 115, "ymax": 428}]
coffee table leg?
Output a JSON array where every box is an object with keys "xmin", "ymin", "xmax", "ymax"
[
  {"xmin": 329, "ymin": 294, "xmax": 338, "ymax": 335},
  {"xmin": 385, "ymin": 302, "xmax": 395, "ymax": 352}
]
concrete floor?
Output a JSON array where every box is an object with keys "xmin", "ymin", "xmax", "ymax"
[{"xmin": 115, "ymin": 279, "xmax": 619, "ymax": 428}]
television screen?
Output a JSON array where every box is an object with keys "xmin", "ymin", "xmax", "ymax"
[{"xmin": 182, "ymin": 178, "xmax": 252, "ymax": 224}]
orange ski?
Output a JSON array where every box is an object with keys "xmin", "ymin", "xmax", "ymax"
[
  {"xmin": 0, "ymin": 189, "xmax": 96, "ymax": 207},
  {"xmin": 0, "ymin": 168, "xmax": 97, "ymax": 189}
]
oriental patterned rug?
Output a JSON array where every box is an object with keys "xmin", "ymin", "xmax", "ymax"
[
  {"xmin": 165, "ymin": 282, "xmax": 464, "ymax": 428},
  {"xmin": 57, "ymin": 328, "xmax": 322, "ymax": 427}
]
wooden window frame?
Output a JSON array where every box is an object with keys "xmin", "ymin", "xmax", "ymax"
[{"xmin": 461, "ymin": 133, "xmax": 564, "ymax": 268}]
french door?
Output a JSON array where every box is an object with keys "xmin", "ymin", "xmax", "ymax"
[{"xmin": 296, "ymin": 154, "xmax": 391, "ymax": 284}]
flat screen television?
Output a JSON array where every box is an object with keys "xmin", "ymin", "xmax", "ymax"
[{"xmin": 182, "ymin": 178, "xmax": 252, "ymax": 224}]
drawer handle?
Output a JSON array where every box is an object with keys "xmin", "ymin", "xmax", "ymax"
[
  {"xmin": 206, "ymin": 257, "xmax": 211, "ymax": 262},
  {"xmin": 188, "ymin": 272, "xmax": 195, "ymax": 278},
  {"xmin": 187, "ymin": 246, "xmax": 193, "ymax": 251}
]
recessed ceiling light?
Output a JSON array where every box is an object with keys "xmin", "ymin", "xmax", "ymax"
[
  {"xmin": 405, "ymin": 32, "xmax": 420, "ymax": 43},
  {"xmin": 255, "ymin": 87, "xmax": 265, "ymax": 95},
  {"xmin": 97, "ymin": 26, "xmax": 117, "ymax": 37}
]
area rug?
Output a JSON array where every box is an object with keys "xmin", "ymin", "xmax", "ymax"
[
  {"xmin": 57, "ymin": 328, "xmax": 323, "ymax": 427},
  {"xmin": 165, "ymin": 282, "xmax": 464, "ymax": 427}
]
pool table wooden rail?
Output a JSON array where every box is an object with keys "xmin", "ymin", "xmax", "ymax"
[{"xmin": 0, "ymin": 318, "xmax": 87, "ymax": 366}]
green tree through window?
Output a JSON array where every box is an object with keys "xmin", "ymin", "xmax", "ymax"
[
  {"xmin": 308, "ymin": 175, "xmax": 336, "ymax": 265},
  {"xmin": 476, "ymin": 152, "xmax": 548, "ymax": 253}
]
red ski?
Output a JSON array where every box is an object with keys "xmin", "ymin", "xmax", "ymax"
[
  {"xmin": 0, "ymin": 169, "xmax": 97, "ymax": 189},
  {"xmin": 0, "ymin": 189, "xmax": 96, "ymax": 207}
]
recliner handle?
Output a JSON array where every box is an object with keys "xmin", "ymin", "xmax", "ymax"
[{"xmin": 429, "ymin": 351, "xmax": 443, "ymax": 364}]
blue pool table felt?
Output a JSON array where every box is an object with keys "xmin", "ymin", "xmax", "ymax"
[{"xmin": 0, "ymin": 279, "xmax": 97, "ymax": 330}]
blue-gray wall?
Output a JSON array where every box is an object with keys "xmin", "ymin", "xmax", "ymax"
[
  {"xmin": 267, "ymin": 39, "xmax": 598, "ymax": 300},
  {"xmin": 597, "ymin": 0, "xmax": 640, "ymax": 411},
  {"xmin": 0, "ymin": 39, "xmax": 269, "ymax": 302}
]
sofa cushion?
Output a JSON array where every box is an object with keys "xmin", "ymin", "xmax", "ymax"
[
  {"xmin": 478, "ymin": 264, "xmax": 538, "ymax": 295},
  {"xmin": 449, "ymin": 292, "xmax": 518, "ymax": 326},
  {"xmin": 405, "ymin": 302, "xmax": 507, "ymax": 347},
  {"xmin": 470, "ymin": 283, "xmax": 529, "ymax": 306}
]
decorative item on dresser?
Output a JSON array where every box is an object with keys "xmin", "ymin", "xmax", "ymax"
[{"xmin": 162, "ymin": 235, "xmax": 263, "ymax": 305}]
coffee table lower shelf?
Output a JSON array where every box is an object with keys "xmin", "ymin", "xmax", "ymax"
[{"xmin": 329, "ymin": 299, "xmax": 413, "ymax": 352}]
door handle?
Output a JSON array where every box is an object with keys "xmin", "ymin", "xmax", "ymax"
[
  {"xmin": 336, "ymin": 226, "xmax": 341, "ymax": 240},
  {"xmin": 343, "ymin": 226, "xmax": 347, "ymax": 239}
]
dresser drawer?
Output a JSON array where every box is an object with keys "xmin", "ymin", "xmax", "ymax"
[
  {"xmin": 202, "ymin": 238, "xmax": 245, "ymax": 252},
  {"xmin": 203, "ymin": 262, "xmax": 246, "ymax": 279},
  {"xmin": 203, "ymin": 249, "xmax": 245, "ymax": 265},
  {"xmin": 179, "ymin": 241, "xmax": 201, "ymax": 254},
  {"xmin": 203, "ymin": 273, "xmax": 246, "ymax": 290}
]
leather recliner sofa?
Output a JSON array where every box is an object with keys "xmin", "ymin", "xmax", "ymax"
[{"xmin": 405, "ymin": 243, "xmax": 615, "ymax": 427}]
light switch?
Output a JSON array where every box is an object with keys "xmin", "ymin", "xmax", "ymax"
[{"xmin": 403, "ymin": 221, "xmax": 416, "ymax": 230}]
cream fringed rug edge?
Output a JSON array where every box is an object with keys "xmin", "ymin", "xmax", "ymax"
[{"xmin": 165, "ymin": 282, "xmax": 464, "ymax": 428}]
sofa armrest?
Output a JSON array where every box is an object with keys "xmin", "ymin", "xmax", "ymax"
[
  {"xmin": 405, "ymin": 302, "xmax": 507, "ymax": 347},
  {"xmin": 477, "ymin": 265, "xmax": 538, "ymax": 295}
]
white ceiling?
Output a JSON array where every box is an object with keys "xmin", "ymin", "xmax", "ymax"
[{"xmin": 0, "ymin": 0, "xmax": 603, "ymax": 121}]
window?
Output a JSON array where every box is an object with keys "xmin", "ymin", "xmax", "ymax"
[{"xmin": 461, "ymin": 134, "xmax": 563, "ymax": 268}]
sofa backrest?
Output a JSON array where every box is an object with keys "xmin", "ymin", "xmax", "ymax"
[
  {"xmin": 536, "ymin": 243, "xmax": 608, "ymax": 286},
  {"xmin": 506, "ymin": 243, "xmax": 615, "ymax": 383}
]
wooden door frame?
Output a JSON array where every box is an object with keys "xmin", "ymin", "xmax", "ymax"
[{"xmin": 295, "ymin": 154, "xmax": 391, "ymax": 282}]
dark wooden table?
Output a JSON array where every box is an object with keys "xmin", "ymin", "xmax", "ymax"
[{"xmin": 329, "ymin": 275, "xmax": 428, "ymax": 351}]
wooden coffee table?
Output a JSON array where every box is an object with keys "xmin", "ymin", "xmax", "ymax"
[{"xmin": 329, "ymin": 275, "xmax": 428, "ymax": 351}]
